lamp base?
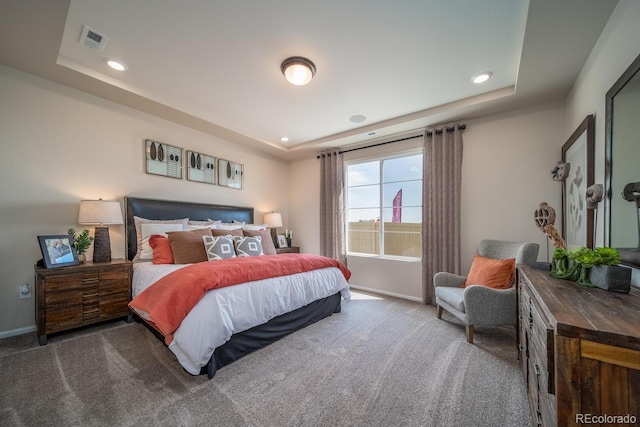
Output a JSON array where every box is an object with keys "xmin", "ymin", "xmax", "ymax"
[
  {"xmin": 93, "ymin": 226, "xmax": 112, "ymax": 263},
  {"xmin": 270, "ymin": 228, "xmax": 278, "ymax": 248}
]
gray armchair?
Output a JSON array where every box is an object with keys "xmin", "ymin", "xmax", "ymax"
[{"xmin": 434, "ymin": 239, "xmax": 539, "ymax": 343}]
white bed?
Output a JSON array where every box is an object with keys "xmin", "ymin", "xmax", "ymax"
[{"xmin": 132, "ymin": 255, "xmax": 350, "ymax": 375}]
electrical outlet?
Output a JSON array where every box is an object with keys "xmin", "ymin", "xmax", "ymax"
[{"xmin": 19, "ymin": 284, "xmax": 32, "ymax": 299}]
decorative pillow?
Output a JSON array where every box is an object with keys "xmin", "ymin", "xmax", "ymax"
[
  {"xmin": 214, "ymin": 223, "xmax": 244, "ymax": 231},
  {"xmin": 242, "ymin": 229, "xmax": 277, "ymax": 255},
  {"xmin": 186, "ymin": 220, "xmax": 219, "ymax": 231},
  {"xmin": 166, "ymin": 228, "xmax": 213, "ymax": 264},
  {"xmin": 134, "ymin": 218, "xmax": 187, "ymax": 262},
  {"xmin": 241, "ymin": 223, "xmax": 268, "ymax": 231},
  {"xmin": 149, "ymin": 234, "xmax": 174, "ymax": 264},
  {"xmin": 212, "ymin": 228, "xmax": 244, "ymax": 237},
  {"xmin": 203, "ymin": 235, "xmax": 237, "ymax": 261},
  {"xmin": 464, "ymin": 256, "xmax": 516, "ymax": 289},
  {"xmin": 233, "ymin": 236, "xmax": 264, "ymax": 257}
]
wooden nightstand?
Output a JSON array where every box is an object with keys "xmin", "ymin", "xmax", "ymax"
[
  {"xmin": 34, "ymin": 259, "xmax": 132, "ymax": 345},
  {"xmin": 276, "ymin": 246, "xmax": 300, "ymax": 254}
]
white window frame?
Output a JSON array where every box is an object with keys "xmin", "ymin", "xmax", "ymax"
[{"xmin": 345, "ymin": 148, "xmax": 423, "ymax": 260}]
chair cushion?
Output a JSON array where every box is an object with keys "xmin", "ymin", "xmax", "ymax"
[
  {"xmin": 464, "ymin": 255, "xmax": 515, "ymax": 289},
  {"xmin": 436, "ymin": 287, "xmax": 465, "ymax": 312}
]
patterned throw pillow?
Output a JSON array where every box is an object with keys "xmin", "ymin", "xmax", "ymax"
[
  {"xmin": 233, "ymin": 236, "xmax": 264, "ymax": 257},
  {"xmin": 202, "ymin": 235, "xmax": 237, "ymax": 261}
]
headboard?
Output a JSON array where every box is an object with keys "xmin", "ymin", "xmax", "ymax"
[{"xmin": 124, "ymin": 196, "xmax": 254, "ymax": 260}]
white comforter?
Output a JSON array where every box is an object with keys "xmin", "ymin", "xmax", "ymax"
[{"xmin": 132, "ymin": 262, "xmax": 351, "ymax": 375}]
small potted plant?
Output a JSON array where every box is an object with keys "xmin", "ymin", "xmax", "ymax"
[
  {"xmin": 67, "ymin": 228, "xmax": 93, "ymax": 263},
  {"xmin": 589, "ymin": 247, "xmax": 631, "ymax": 293},
  {"xmin": 550, "ymin": 246, "xmax": 594, "ymax": 286}
]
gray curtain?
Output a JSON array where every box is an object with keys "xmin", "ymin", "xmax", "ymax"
[
  {"xmin": 422, "ymin": 126, "xmax": 464, "ymax": 304},
  {"xmin": 319, "ymin": 151, "xmax": 346, "ymax": 264}
]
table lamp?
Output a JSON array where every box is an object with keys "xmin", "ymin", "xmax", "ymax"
[
  {"xmin": 78, "ymin": 199, "xmax": 124, "ymax": 262},
  {"xmin": 264, "ymin": 212, "xmax": 283, "ymax": 248}
]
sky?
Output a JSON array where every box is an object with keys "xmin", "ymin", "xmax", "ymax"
[{"xmin": 346, "ymin": 154, "xmax": 422, "ymax": 223}]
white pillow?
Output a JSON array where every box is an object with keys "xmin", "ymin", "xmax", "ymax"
[
  {"xmin": 132, "ymin": 216, "xmax": 188, "ymax": 262},
  {"xmin": 214, "ymin": 224, "xmax": 243, "ymax": 231},
  {"xmin": 140, "ymin": 223, "xmax": 184, "ymax": 260},
  {"xmin": 241, "ymin": 224, "xmax": 268, "ymax": 231},
  {"xmin": 186, "ymin": 220, "xmax": 219, "ymax": 231}
]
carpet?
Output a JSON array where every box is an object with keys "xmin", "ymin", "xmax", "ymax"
[{"xmin": 0, "ymin": 291, "xmax": 532, "ymax": 426}]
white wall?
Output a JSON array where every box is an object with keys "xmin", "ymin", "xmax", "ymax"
[
  {"xmin": 0, "ymin": 65, "xmax": 289, "ymax": 337},
  {"xmin": 290, "ymin": 102, "xmax": 564, "ymax": 301}
]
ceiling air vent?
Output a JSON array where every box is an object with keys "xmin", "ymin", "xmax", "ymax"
[{"xmin": 79, "ymin": 25, "xmax": 108, "ymax": 52}]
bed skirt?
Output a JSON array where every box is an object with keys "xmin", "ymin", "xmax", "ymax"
[{"xmin": 203, "ymin": 292, "xmax": 342, "ymax": 379}]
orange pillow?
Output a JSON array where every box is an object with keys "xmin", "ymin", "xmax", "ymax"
[
  {"xmin": 463, "ymin": 256, "xmax": 516, "ymax": 289},
  {"xmin": 149, "ymin": 234, "xmax": 174, "ymax": 264}
]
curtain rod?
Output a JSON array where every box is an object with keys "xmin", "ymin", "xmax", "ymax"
[{"xmin": 316, "ymin": 124, "xmax": 466, "ymax": 158}]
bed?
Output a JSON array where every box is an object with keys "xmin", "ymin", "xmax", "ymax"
[{"xmin": 124, "ymin": 196, "xmax": 351, "ymax": 378}]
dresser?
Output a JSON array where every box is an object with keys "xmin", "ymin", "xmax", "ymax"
[
  {"xmin": 516, "ymin": 265, "xmax": 640, "ymax": 426},
  {"xmin": 35, "ymin": 259, "xmax": 132, "ymax": 345}
]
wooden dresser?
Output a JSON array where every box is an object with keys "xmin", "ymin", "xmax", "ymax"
[
  {"xmin": 516, "ymin": 265, "xmax": 640, "ymax": 426},
  {"xmin": 35, "ymin": 259, "xmax": 132, "ymax": 345}
]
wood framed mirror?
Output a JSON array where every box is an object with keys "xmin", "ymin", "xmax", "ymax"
[{"xmin": 605, "ymin": 53, "xmax": 640, "ymax": 267}]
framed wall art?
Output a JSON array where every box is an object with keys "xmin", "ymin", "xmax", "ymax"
[
  {"xmin": 187, "ymin": 150, "xmax": 217, "ymax": 185},
  {"xmin": 218, "ymin": 158, "xmax": 243, "ymax": 189},
  {"xmin": 38, "ymin": 235, "xmax": 79, "ymax": 268},
  {"xmin": 145, "ymin": 139, "xmax": 183, "ymax": 179},
  {"xmin": 561, "ymin": 115, "xmax": 594, "ymax": 249}
]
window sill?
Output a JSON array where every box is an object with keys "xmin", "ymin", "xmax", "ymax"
[{"xmin": 346, "ymin": 253, "xmax": 421, "ymax": 262}]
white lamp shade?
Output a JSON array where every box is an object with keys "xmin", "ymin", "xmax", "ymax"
[
  {"xmin": 264, "ymin": 212, "xmax": 283, "ymax": 228},
  {"xmin": 78, "ymin": 199, "xmax": 124, "ymax": 225}
]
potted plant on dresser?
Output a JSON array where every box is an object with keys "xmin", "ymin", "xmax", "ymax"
[
  {"xmin": 550, "ymin": 246, "xmax": 632, "ymax": 292},
  {"xmin": 67, "ymin": 228, "xmax": 93, "ymax": 263},
  {"xmin": 588, "ymin": 247, "xmax": 632, "ymax": 293}
]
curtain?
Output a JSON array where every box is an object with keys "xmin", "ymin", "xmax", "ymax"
[
  {"xmin": 319, "ymin": 151, "xmax": 346, "ymax": 265},
  {"xmin": 422, "ymin": 126, "xmax": 464, "ymax": 304}
]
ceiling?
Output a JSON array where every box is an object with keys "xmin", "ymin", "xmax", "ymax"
[{"xmin": 0, "ymin": 0, "xmax": 618, "ymax": 160}]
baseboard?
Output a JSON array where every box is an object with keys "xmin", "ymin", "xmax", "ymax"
[
  {"xmin": 0, "ymin": 325, "xmax": 36, "ymax": 340},
  {"xmin": 348, "ymin": 284, "xmax": 423, "ymax": 303}
]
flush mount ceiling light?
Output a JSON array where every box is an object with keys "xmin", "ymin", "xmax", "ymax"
[
  {"xmin": 472, "ymin": 71, "xmax": 492, "ymax": 84},
  {"xmin": 281, "ymin": 56, "xmax": 316, "ymax": 86},
  {"xmin": 106, "ymin": 59, "xmax": 126, "ymax": 71}
]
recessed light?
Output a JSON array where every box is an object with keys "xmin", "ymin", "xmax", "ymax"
[
  {"xmin": 106, "ymin": 59, "xmax": 126, "ymax": 71},
  {"xmin": 350, "ymin": 115, "xmax": 366, "ymax": 123},
  {"xmin": 280, "ymin": 136, "xmax": 289, "ymax": 142},
  {"xmin": 472, "ymin": 72, "xmax": 492, "ymax": 84}
]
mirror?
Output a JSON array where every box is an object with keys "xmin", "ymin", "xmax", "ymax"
[{"xmin": 605, "ymin": 53, "xmax": 640, "ymax": 267}]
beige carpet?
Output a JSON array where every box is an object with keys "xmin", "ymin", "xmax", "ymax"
[{"xmin": 0, "ymin": 291, "xmax": 532, "ymax": 426}]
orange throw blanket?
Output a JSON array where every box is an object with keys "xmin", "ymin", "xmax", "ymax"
[{"xmin": 129, "ymin": 254, "xmax": 350, "ymax": 343}]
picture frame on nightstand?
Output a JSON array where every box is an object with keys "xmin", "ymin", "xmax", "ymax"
[
  {"xmin": 277, "ymin": 234, "xmax": 288, "ymax": 248},
  {"xmin": 37, "ymin": 235, "xmax": 79, "ymax": 268}
]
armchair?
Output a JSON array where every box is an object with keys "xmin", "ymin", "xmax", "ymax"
[{"xmin": 434, "ymin": 239, "xmax": 539, "ymax": 343}]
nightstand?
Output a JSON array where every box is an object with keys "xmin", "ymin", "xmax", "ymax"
[
  {"xmin": 34, "ymin": 259, "xmax": 132, "ymax": 345},
  {"xmin": 276, "ymin": 246, "xmax": 300, "ymax": 254}
]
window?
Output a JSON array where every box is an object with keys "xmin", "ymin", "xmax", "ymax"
[{"xmin": 346, "ymin": 152, "xmax": 422, "ymax": 258}]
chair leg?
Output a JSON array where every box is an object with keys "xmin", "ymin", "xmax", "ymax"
[
  {"xmin": 436, "ymin": 305, "xmax": 443, "ymax": 319},
  {"xmin": 466, "ymin": 325, "xmax": 474, "ymax": 343}
]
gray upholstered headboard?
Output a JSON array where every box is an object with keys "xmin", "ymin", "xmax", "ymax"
[{"xmin": 124, "ymin": 196, "xmax": 254, "ymax": 260}]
